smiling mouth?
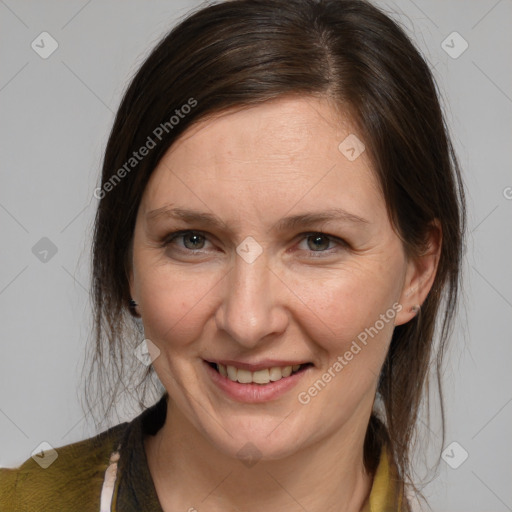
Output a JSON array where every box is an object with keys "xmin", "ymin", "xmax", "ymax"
[{"xmin": 206, "ymin": 361, "xmax": 313, "ymax": 385}]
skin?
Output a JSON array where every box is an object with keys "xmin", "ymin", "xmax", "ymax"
[{"xmin": 129, "ymin": 95, "xmax": 440, "ymax": 512}]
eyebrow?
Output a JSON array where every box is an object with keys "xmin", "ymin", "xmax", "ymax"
[{"xmin": 146, "ymin": 205, "xmax": 369, "ymax": 233}]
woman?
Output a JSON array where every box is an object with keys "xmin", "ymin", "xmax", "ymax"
[{"xmin": 0, "ymin": 0, "xmax": 465, "ymax": 510}]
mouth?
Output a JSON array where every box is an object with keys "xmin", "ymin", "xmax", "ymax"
[{"xmin": 205, "ymin": 360, "xmax": 314, "ymax": 385}]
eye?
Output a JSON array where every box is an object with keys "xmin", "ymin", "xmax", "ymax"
[
  {"xmin": 298, "ymin": 232, "xmax": 348, "ymax": 255},
  {"xmin": 162, "ymin": 230, "xmax": 212, "ymax": 251},
  {"xmin": 160, "ymin": 230, "xmax": 348, "ymax": 258}
]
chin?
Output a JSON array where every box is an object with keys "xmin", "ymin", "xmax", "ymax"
[{"xmin": 204, "ymin": 417, "xmax": 310, "ymax": 463}]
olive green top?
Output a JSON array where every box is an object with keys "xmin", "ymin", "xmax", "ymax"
[{"xmin": 0, "ymin": 394, "xmax": 409, "ymax": 511}]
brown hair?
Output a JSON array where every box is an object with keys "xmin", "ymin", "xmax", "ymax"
[{"xmin": 85, "ymin": 0, "xmax": 465, "ymax": 502}]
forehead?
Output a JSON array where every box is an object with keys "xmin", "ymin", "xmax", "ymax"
[{"xmin": 141, "ymin": 95, "xmax": 383, "ymax": 221}]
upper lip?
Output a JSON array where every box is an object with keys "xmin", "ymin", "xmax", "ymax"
[{"xmin": 204, "ymin": 359, "xmax": 312, "ymax": 372}]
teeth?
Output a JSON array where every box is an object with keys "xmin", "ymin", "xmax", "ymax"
[
  {"xmin": 252, "ymin": 368, "xmax": 270, "ymax": 384},
  {"xmin": 216, "ymin": 363, "xmax": 305, "ymax": 384},
  {"xmin": 269, "ymin": 367, "xmax": 282, "ymax": 381},
  {"xmin": 281, "ymin": 366, "xmax": 292, "ymax": 378},
  {"xmin": 237, "ymin": 368, "xmax": 253, "ymax": 384},
  {"xmin": 226, "ymin": 365, "xmax": 237, "ymax": 381}
]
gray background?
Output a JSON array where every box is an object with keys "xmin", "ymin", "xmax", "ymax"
[{"xmin": 0, "ymin": 1, "xmax": 511, "ymax": 510}]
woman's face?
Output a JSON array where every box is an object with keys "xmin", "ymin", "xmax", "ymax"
[{"xmin": 130, "ymin": 96, "xmax": 420, "ymax": 460}]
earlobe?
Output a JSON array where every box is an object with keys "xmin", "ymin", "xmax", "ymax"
[
  {"xmin": 129, "ymin": 298, "xmax": 140, "ymax": 317},
  {"xmin": 127, "ymin": 266, "xmax": 141, "ymax": 317},
  {"xmin": 395, "ymin": 221, "xmax": 442, "ymax": 326}
]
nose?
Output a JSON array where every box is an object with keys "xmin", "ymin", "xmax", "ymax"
[{"xmin": 215, "ymin": 252, "xmax": 288, "ymax": 348}]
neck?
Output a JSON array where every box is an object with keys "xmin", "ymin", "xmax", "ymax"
[{"xmin": 145, "ymin": 399, "xmax": 374, "ymax": 512}]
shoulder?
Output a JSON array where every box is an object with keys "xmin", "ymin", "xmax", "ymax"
[{"xmin": 0, "ymin": 421, "xmax": 128, "ymax": 512}]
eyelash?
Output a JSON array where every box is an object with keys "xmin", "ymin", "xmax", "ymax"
[{"xmin": 161, "ymin": 230, "xmax": 349, "ymax": 257}]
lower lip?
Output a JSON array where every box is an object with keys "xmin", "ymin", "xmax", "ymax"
[{"xmin": 204, "ymin": 361, "xmax": 311, "ymax": 403}]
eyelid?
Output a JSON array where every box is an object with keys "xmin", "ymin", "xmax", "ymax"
[
  {"xmin": 295, "ymin": 231, "xmax": 349, "ymax": 252},
  {"xmin": 299, "ymin": 231, "xmax": 347, "ymax": 244}
]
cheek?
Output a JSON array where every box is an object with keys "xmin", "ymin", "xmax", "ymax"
[
  {"xmin": 284, "ymin": 263, "xmax": 401, "ymax": 351},
  {"xmin": 292, "ymin": 269, "xmax": 400, "ymax": 412},
  {"xmin": 136, "ymin": 259, "xmax": 220, "ymax": 348}
]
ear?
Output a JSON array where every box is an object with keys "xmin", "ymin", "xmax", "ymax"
[{"xmin": 395, "ymin": 220, "xmax": 442, "ymax": 326}]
